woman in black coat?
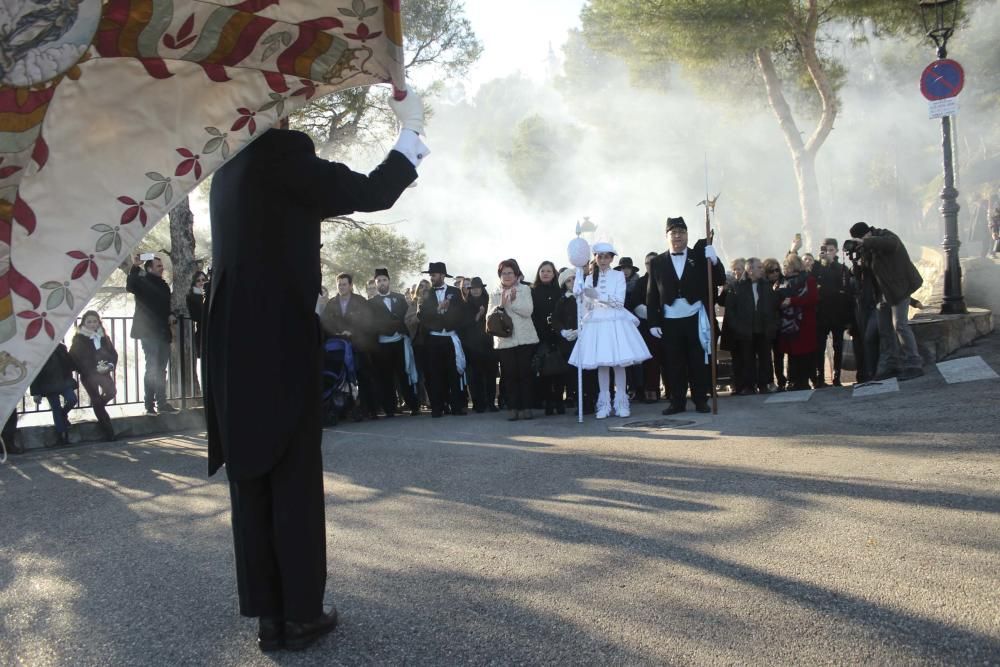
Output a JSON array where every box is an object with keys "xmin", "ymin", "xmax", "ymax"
[
  {"xmin": 530, "ymin": 261, "xmax": 563, "ymax": 415},
  {"xmin": 551, "ymin": 269, "xmax": 596, "ymax": 414},
  {"xmin": 69, "ymin": 310, "xmax": 119, "ymax": 441}
]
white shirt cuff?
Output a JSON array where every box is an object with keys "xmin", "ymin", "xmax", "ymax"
[{"xmin": 393, "ymin": 130, "xmax": 430, "ymax": 168}]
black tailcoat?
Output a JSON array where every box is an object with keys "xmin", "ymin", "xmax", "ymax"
[
  {"xmin": 205, "ymin": 129, "xmax": 416, "ymax": 480},
  {"xmin": 368, "ymin": 292, "xmax": 409, "ymax": 337},
  {"xmin": 646, "ymin": 243, "xmax": 726, "ymax": 327}
]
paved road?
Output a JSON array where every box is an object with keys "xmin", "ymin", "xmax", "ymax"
[{"xmin": 2, "ymin": 335, "xmax": 999, "ymax": 665}]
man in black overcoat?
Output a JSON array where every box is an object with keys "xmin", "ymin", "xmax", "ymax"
[
  {"xmin": 204, "ymin": 92, "xmax": 427, "ymax": 652},
  {"xmin": 417, "ymin": 261, "xmax": 466, "ymax": 418},
  {"xmin": 647, "ymin": 217, "xmax": 726, "ymax": 414},
  {"xmin": 126, "ymin": 255, "xmax": 176, "ymax": 414},
  {"xmin": 813, "ymin": 238, "xmax": 853, "ymax": 387},
  {"xmin": 367, "ymin": 267, "xmax": 419, "ymax": 417}
]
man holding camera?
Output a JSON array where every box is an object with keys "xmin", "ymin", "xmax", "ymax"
[
  {"xmin": 813, "ymin": 239, "xmax": 852, "ymax": 387},
  {"xmin": 127, "ymin": 254, "xmax": 177, "ymax": 414},
  {"xmin": 847, "ymin": 222, "xmax": 924, "ymax": 381}
]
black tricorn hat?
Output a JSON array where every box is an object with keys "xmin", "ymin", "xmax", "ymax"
[
  {"xmin": 422, "ymin": 261, "xmax": 453, "ymax": 278},
  {"xmin": 374, "ymin": 267, "xmax": 390, "ymax": 279},
  {"xmin": 470, "ymin": 277, "xmax": 485, "ymax": 289},
  {"xmin": 665, "ymin": 216, "xmax": 687, "ymax": 232},
  {"xmin": 614, "ymin": 257, "xmax": 635, "ymax": 271}
]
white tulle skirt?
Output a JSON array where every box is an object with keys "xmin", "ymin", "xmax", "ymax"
[{"xmin": 569, "ymin": 306, "xmax": 652, "ymax": 370}]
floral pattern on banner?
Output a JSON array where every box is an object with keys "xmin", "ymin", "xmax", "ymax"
[{"xmin": 0, "ymin": 0, "xmax": 406, "ymax": 421}]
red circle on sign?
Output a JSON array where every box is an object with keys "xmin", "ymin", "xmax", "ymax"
[{"xmin": 920, "ymin": 59, "xmax": 965, "ymax": 101}]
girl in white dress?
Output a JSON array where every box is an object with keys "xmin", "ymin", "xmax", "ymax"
[{"xmin": 569, "ymin": 243, "xmax": 652, "ymax": 418}]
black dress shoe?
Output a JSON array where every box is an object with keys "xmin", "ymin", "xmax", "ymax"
[
  {"xmin": 258, "ymin": 616, "xmax": 283, "ymax": 653},
  {"xmin": 662, "ymin": 405, "xmax": 686, "ymax": 415},
  {"xmin": 410, "ymin": 408, "xmax": 421, "ymax": 416},
  {"xmin": 695, "ymin": 403, "xmax": 711, "ymax": 414},
  {"xmin": 452, "ymin": 409, "xmax": 467, "ymax": 416},
  {"xmin": 431, "ymin": 411, "xmax": 443, "ymax": 418},
  {"xmin": 158, "ymin": 402, "xmax": 179, "ymax": 413},
  {"xmin": 284, "ymin": 607, "xmax": 338, "ymax": 651}
]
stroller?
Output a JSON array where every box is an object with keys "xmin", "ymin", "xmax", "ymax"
[{"xmin": 321, "ymin": 337, "xmax": 358, "ymax": 426}]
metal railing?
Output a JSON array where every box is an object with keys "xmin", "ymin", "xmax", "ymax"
[{"xmin": 17, "ymin": 316, "xmax": 203, "ymax": 415}]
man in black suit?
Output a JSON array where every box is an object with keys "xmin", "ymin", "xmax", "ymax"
[
  {"xmin": 322, "ymin": 272, "xmax": 380, "ymax": 420},
  {"xmin": 646, "ymin": 216, "xmax": 726, "ymax": 414},
  {"xmin": 204, "ymin": 91, "xmax": 427, "ymax": 652},
  {"xmin": 417, "ymin": 261, "xmax": 466, "ymax": 418},
  {"xmin": 368, "ymin": 267, "xmax": 419, "ymax": 417}
]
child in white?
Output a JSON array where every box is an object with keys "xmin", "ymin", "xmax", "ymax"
[{"xmin": 569, "ymin": 243, "xmax": 651, "ymax": 418}]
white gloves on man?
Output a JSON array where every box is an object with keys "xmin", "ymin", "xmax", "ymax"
[
  {"xmin": 560, "ymin": 329, "xmax": 578, "ymax": 341},
  {"xmin": 650, "ymin": 327, "xmax": 663, "ymax": 339},
  {"xmin": 388, "ymin": 90, "xmax": 425, "ymax": 135},
  {"xmin": 704, "ymin": 245, "xmax": 719, "ymax": 265},
  {"xmin": 634, "ymin": 304, "xmax": 648, "ymax": 320}
]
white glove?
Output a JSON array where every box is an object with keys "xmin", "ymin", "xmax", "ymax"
[
  {"xmin": 705, "ymin": 245, "xmax": 719, "ymax": 265},
  {"xmin": 634, "ymin": 304, "xmax": 648, "ymax": 320},
  {"xmin": 561, "ymin": 329, "xmax": 578, "ymax": 341},
  {"xmin": 572, "ymin": 280, "xmax": 584, "ymax": 296},
  {"xmin": 388, "ymin": 90, "xmax": 424, "ymax": 135},
  {"xmin": 582, "ymin": 287, "xmax": 599, "ymax": 300},
  {"xmin": 650, "ymin": 327, "xmax": 663, "ymax": 339}
]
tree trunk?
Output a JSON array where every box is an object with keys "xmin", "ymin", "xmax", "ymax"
[
  {"xmin": 793, "ymin": 152, "xmax": 823, "ymax": 250},
  {"xmin": 168, "ymin": 196, "xmax": 198, "ymax": 401}
]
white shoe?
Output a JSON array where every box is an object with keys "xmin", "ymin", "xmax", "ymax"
[
  {"xmin": 614, "ymin": 395, "xmax": 630, "ymax": 418},
  {"xmin": 595, "ymin": 391, "xmax": 611, "ymax": 419}
]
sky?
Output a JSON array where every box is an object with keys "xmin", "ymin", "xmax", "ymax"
[{"xmin": 460, "ymin": 0, "xmax": 584, "ymax": 92}]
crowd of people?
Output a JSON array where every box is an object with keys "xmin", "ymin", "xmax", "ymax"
[
  {"xmin": 312, "ymin": 218, "xmax": 928, "ymax": 424},
  {"xmin": 11, "ymin": 217, "xmax": 928, "ymax": 450}
]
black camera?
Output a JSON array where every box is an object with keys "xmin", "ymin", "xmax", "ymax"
[{"xmin": 842, "ymin": 239, "xmax": 861, "ymax": 253}]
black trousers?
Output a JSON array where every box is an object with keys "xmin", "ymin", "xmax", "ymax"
[
  {"xmin": 739, "ymin": 333, "xmax": 774, "ymax": 391},
  {"xmin": 661, "ymin": 314, "xmax": 711, "ymax": 409},
  {"xmin": 374, "ymin": 340, "xmax": 417, "ymax": 414},
  {"xmin": 227, "ymin": 388, "xmax": 326, "ymax": 622},
  {"xmin": 787, "ymin": 353, "xmax": 813, "ymax": 390},
  {"xmin": 497, "ymin": 344, "xmax": 534, "ymax": 411},
  {"xmin": 816, "ymin": 322, "xmax": 845, "ymax": 382},
  {"xmin": 467, "ymin": 350, "xmax": 498, "ymax": 410},
  {"xmin": 424, "ymin": 336, "xmax": 463, "ymax": 415}
]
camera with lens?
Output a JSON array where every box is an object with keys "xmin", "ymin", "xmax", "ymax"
[{"xmin": 842, "ymin": 239, "xmax": 863, "ymax": 262}]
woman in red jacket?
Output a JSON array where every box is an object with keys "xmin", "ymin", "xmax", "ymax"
[{"xmin": 776, "ymin": 253, "xmax": 819, "ymax": 391}]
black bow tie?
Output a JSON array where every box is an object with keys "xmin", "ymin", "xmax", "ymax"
[
  {"xmin": 671, "ymin": 252, "xmax": 685, "ymax": 256},
  {"xmin": 435, "ymin": 287, "xmax": 445, "ymax": 291}
]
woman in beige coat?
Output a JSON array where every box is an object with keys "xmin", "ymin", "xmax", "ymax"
[{"xmin": 488, "ymin": 258, "xmax": 539, "ymax": 420}]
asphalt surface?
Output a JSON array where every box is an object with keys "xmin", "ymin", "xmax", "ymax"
[{"xmin": 2, "ymin": 335, "xmax": 999, "ymax": 666}]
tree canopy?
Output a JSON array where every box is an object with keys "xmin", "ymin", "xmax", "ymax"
[
  {"xmin": 321, "ymin": 225, "xmax": 428, "ymax": 291},
  {"xmin": 580, "ymin": 0, "xmax": 931, "ymax": 243}
]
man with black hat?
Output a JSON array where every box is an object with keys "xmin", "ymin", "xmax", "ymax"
[
  {"xmin": 647, "ymin": 216, "xmax": 726, "ymax": 414},
  {"xmin": 417, "ymin": 261, "xmax": 466, "ymax": 417},
  {"xmin": 848, "ymin": 222, "xmax": 924, "ymax": 380},
  {"xmin": 813, "ymin": 238, "xmax": 853, "ymax": 386},
  {"xmin": 369, "ymin": 268, "xmax": 419, "ymax": 417}
]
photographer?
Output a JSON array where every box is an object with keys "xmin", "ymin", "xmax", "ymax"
[
  {"xmin": 847, "ymin": 222, "xmax": 924, "ymax": 381},
  {"xmin": 843, "ymin": 239, "xmax": 879, "ymax": 383}
]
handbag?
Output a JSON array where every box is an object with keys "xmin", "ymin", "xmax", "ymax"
[
  {"xmin": 486, "ymin": 307, "xmax": 513, "ymax": 338},
  {"xmin": 531, "ymin": 342, "xmax": 571, "ymax": 377}
]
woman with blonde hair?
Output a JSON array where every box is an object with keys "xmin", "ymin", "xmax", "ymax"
[{"xmin": 69, "ymin": 310, "xmax": 119, "ymax": 441}]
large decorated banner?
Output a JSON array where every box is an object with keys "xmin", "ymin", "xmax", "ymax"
[{"xmin": 0, "ymin": 0, "xmax": 407, "ymax": 423}]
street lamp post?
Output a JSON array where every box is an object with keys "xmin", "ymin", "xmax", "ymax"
[{"xmin": 920, "ymin": 0, "xmax": 967, "ymax": 314}]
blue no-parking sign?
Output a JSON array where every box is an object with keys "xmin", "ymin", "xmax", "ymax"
[{"xmin": 920, "ymin": 59, "xmax": 965, "ymax": 101}]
